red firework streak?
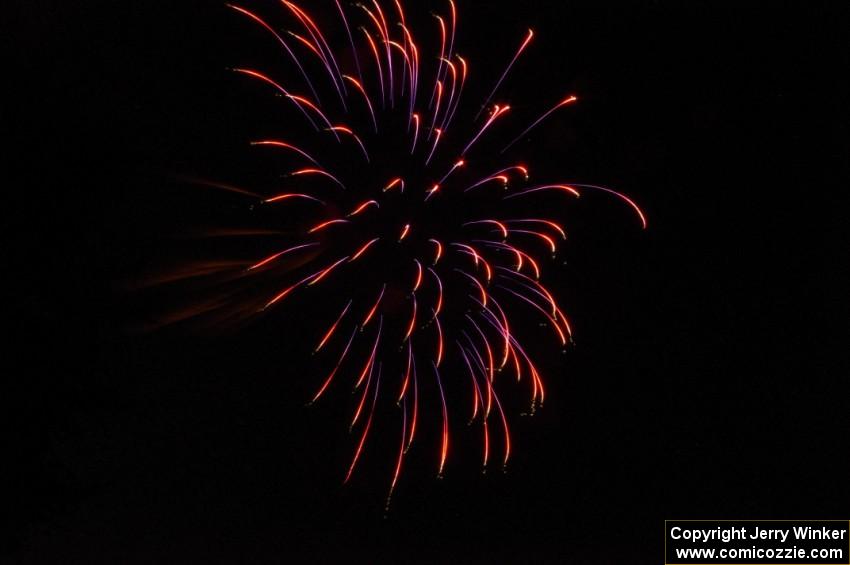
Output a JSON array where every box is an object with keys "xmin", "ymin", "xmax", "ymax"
[{"xmin": 221, "ymin": 0, "xmax": 646, "ymax": 506}]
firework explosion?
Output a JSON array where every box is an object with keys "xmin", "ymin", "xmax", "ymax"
[{"xmin": 171, "ymin": 0, "xmax": 646, "ymax": 505}]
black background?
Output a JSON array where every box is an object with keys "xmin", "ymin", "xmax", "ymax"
[{"xmin": 8, "ymin": 1, "xmax": 849, "ymax": 563}]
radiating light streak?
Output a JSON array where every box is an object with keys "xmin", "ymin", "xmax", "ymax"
[
  {"xmin": 437, "ymin": 0, "xmax": 456, "ymax": 82},
  {"xmin": 311, "ymin": 325, "xmax": 357, "ymax": 403},
  {"xmin": 335, "ymin": 0, "xmax": 363, "ymax": 82},
  {"xmin": 327, "ymin": 126, "xmax": 370, "ymax": 161},
  {"xmin": 466, "ymin": 316, "xmax": 495, "ymax": 383},
  {"xmin": 502, "ymin": 94, "xmax": 578, "ymax": 152},
  {"xmin": 462, "ymin": 105, "xmax": 510, "ymax": 156},
  {"xmin": 398, "ymin": 22, "xmax": 420, "ymax": 116},
  {"xmin": 176, "ymin": 177, "xmax": 262, "ymax": 199},
  {"xmin": 411, "ymin": 113, "xmax": 421, "ymax": 153},
  {"xmin": 398, "ymin": 340, "xmax": 414, "ymax": 402},
  {"xmin": 568, "ymin": 184, "xmax": 648, "ymax": 229},
  {"xmin": 232, "ymin": 68, "xmax": 319, "ymax": 129},
  {"xmin": 461, "ymin": 332, "xmax": 492, "ymax": 414},
  {"xmin": 508, "ymin": 342, "xmax": 523, "ymax": 382},
  {"xmin": 286, "ymin": 94, "xmax": 338, "ymax": 136},
  {"xmin": 506, "ymin": 333, "xmax": 545, "ymax": 405},
  {"xmin": 383, "ymin": 177, "xmax": 405, "ymax": 193},
  {"xmin": 477, "ymin": 240, "xmax": 540, "ymax": 278},
  {"xmin": 426, "ymin": 128, "xmax": 443, "ymax": 165},
  {"xmin": 347, "ymin": 200, "xmax": 380, "ymax": 217},
  {"xmin": 452, "ymin": 243, "xmax": 493, "ymax": 280},
  {"xmin": 361, "ymin": 27, "xmax": 386, "ymax": 105},
  {"xmin": 344, "ymin": 74, "xmax": 378, "ymax": 132},
  {"xmin": 406, "ymin": 353, "xmax": 418, "ymax": 451},
  {"xmin": 428, "ymin": 239, "xmax": 443, "ymax": 264},
  {"xmin": 386, "ymin": 398, "xmax": 407, "ymax": 509},
  {"xmin": 290, "ymin": 168, "xmax": 346, "ymax": 190},
  {"xmin": 433, "ymin": 362, "xmax": 449, "ymax": 477},
  {"xmin": 451, "ymin": 242, "xmax": 480, "ymax": 266},
  {"xmin": 508, "ymin": 219, "xmax": 566, "ymax": 239},
  {"xmin": 370, "ymin": 0, "xmax": 394, "ymax": 106},
  {"xmin": 463, "ymin": 220, "xmax": 508, "ymax": 239},
  {"xmin": 282, "ymin": 1, "xmax": 348, "ymax": 105},
  {"xmin": 315, "ymin": 300, "xmax": 352, "ymax": 352},
  {"xmin": 308, "ymin": 218, "xmax": 349, "ymax": 234},
  {"xmin": 498, "ymin": 267, "xmax": 559, "ymax": 316},
  {"xmin": 307, "ymin": 255, "xmax": 350, "ymax": 285},
  {"xmin": 251, "ymin": 140, "xmax": 319, "ymax": 165},
  {"xmin": 350, "ymin": 238, "xmax": 380, "ymax": 262},
  {"xmin": 444, "ymin": 0, "xmax": 457, "ymax": 81},
  {"xmin": 455, "ymin": 246, "xmax": 493, "ymax": 280},
  {"xmin": 516, "ymin": 247, "xmax": 540, "ymax": 278},
  {"xmin": 263, "ymin": 281, "xmax": 304, "ymax": 309},
  {"xmin": 438, "ymin": 159, "xmax": 465, "ymax": 185},
  {"xmin": 464, "ymin": 174, "xmax": 508, "ymax": 193},
  {"xmin": 459, "ymin": 344, "xmax": 482, "ymax": 420},
  {"xmin": 497, "ymin": 285, "xmax": 566, "ymax": 345},
  {"xmin": 352, "ymin": 356, "xmax": 376, "ymax": 427},
  {"xmin": 412, "ymin": 259, "xmax": 423, "ymax": 291},
  {"xmin": 430, "ymin": 14, "xmax": 447, "ymax": 108},
  {"xmin": 433, "ymin": 313, "xmax": 444, "ymax": 367},
  {"xmin": 491, "ymin": 385, "xmax": 511, "ymax": 467},
  {"xmin": 429, "ymin": 80, "xmax": 444, "ymax": 137},
  {"xmin": 455, "ymin": 268, "xmax": 488, "ymax": 306},
  {"xmin": 424, "ymin": 184, "xmax": 441, "ymax": 202},
  {"xmin": 482, "ymin": 417, "xmax": 490, "ymax": 469},
  {"xmin": 288, "ymin": 30, "xmax": 325, "ymax": 59},
  {"xmin": 476, "ymin": 239, "xmax": 522, "ymax": 270},
  {"xmin": 248, "ymin": 243, "xmax": 318, "ymax": 271},
  {"xmin": 438, "ymin": 58, "xmax": 458, "ymax": 131},
  {"xmin": 362, "ymin": 284, "xmax": 386, "ymax": 328},
  {"xmin": 264, "ymin": 263, "xmax": 332, "ymax": 309},
  {"xmin": 344, "ymin": 363, "xmax": 381, "ymax": 483},
  {"xmin": 510, "ymin": 229, "xmax": 558, "ymax": 254},
  {"xmin": 263, "ymin": 193, "xmax": 325, "ymax": 205},
  {"xmin": 358, "ymin": 4, "xmax": 389, "ymax": 99},
  {"xmin": 356, "ymin": 316, "xmax": 383, "ymax": 388},
  {"xmin": 504, "ymin": 276, "xmax": 572, "ymax": 338},
  {"xmin": 226, "ymin": 4, "xmax": 321, "ymax": 102},
  {"xmin": 428, "ymin": 267, "xmax": 444, "ymax": 315},
  {"xmin": 444, "ymin": 55, "xmax": 467, "ymax": 130},
  {"xmin": 465, "ymin": 165, "xmax": 529, "ymax": 193},
  {"xmin": 477, "ymin": 297, "xmax": 512, "ymax": 368},
  {"xmin": 404, "ymin": 295, "xmax": 417, "ymax": 341},
  {"xmin": 476, "ymin": 28, "xmax": 534, "ymax": 119},
  {"xmin": 504, "ymin": 184, "xmax": 580, "ymax": 200},
  {"xmin": 394, "ymin": 0, "xmax": 410, "ymax": 97},
  {"xmin": 387, "ymin": 40, "xmax": 412, "ymax": 71}
]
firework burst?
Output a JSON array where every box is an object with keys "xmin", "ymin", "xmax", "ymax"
[{"xmin": 169, "ymin": 0, "xmax": 646, "ymax": 507}]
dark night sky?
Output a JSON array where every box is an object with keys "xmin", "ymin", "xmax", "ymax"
[{"xmin": 8, "ymin": 1, "xmax": 849, "ymax": 563}]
